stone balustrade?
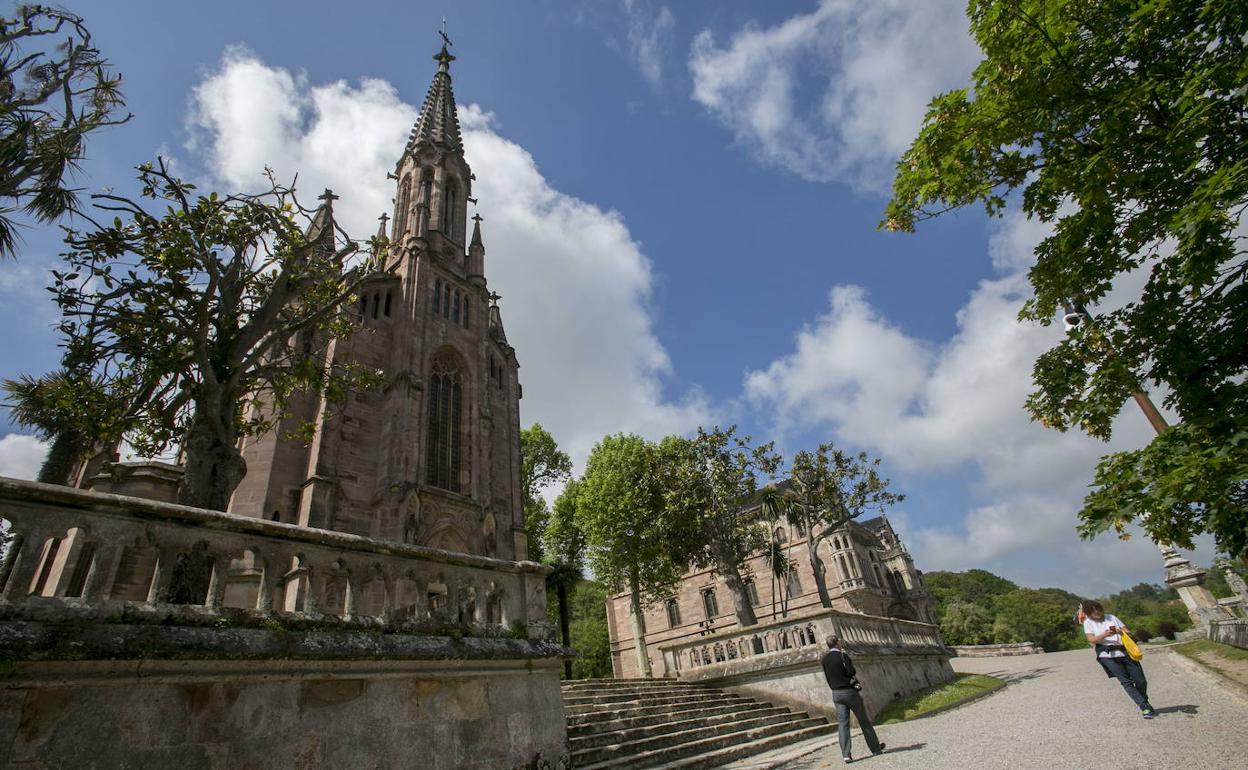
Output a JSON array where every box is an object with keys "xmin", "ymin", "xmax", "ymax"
[
  {"xmin": 0, "ymin": 476, "xmax": 551, "ymax": 640},
  {"xmin": 659, "ymin": 605, "xmax": 945, "ymax": 677}
]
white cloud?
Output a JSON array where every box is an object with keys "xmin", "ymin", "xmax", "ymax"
[
  {"xmin": 623, "ymin": 1, "xmax": 676, "ymax": 86},
  {"xmin": 0, "ymin": 433, "xmax": 48, "ymax": 480},
  {"xmin": 185, "ymin": 48, "xmax": 709, "ymax": 469},
  {"xmin": 689, "ymin": 0, "xmax": 979, "ymax": 190},
  {"xmin": 745, "ymin": 211, "xmax": 1214, "ymax": 594}
]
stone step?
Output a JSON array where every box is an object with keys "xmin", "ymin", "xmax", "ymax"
[
  {"xmin": 636, "ymin": 724, "xmax": 835, "ymax": 770},
  {"xmin": 563, "ymin": 685, "xmax": 708, "ymax": 702},
  {"xmin": 564, "ymin": 690, "xmax": 749, "ymax": 711},
  {"xmin": 565, "ymin": 691, "xmax": 753, "ymax": 716},
  {"xmin": 570, "ymin": 704, "xmax": 792, "ymax": 750},
  {"xmin": 566, "ymin": 698, "xmax": 758, "ymax": 726},
  {"xmin": 568, "ymin": 700, "xmax": 776, "ymax": 735},
  {"xmin": 571, "ymin": 710, "xmax": 820, "ymax": 767},
  {"xmin": 574, "ymin": 718, "xmax": 833, "ymax": 770}
]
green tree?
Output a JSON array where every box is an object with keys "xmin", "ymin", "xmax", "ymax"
[
  {"xmin": 0, "ymin": 5, "xmax": 129, "ymax": 257},
  {"xmin": 885, "ymin": 0, "xmax": 1248, "ymax": 558},
  {"xmin": 4, "ymin": 159, "xmax": 386, "ymax": 509},
  {"xmin": 991, "ymin": 589, "xmax": 1081, "ymax": 651},
  {"xmin": 781, "ymin": 443, "xmax": 903, "ymax": 608},
  {"xmin": 940, "ymin": 600, "xmax": 995, "ymax": 645},
  {"xmin": 545, "ymin": 478, "xmax": 585, "ymax": 679},
  {"xmin": 660, "ymin": 426, "xmax": 783, "ymax": 628},
  {"xmin": 519, "ymin": 422, "xmax": 572, "ymax": 563},
  {"xmin": 575, "ymin": 433, "xmax": 690, "ymax": 678},
  {"xmin": 566, "ymin": 579, "xmax": 613, "ymax": 679},
  {"xmin": 924, "ymin": 569, "xmax": 1019, "ymax": 613}
]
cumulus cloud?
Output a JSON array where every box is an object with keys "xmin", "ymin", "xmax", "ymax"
[
  {"xmin": 689, "ymin": 0, "xmax": 979, "ymax": 190},
  {"xmin": 185, "ymin": 48, "xmax": 709, "ymax": 468},
  {"xmin": 623, "ymin": 0, "xmax": 676, "ymax": 86},
  {"xmin": 0, "ymin": 433, "xmax": 48, "ymax": 480},
  {"xmin": 746, "ymin": 212, "xmax": 1213, "ymax": 594}
]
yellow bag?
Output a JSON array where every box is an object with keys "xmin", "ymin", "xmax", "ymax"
[{"xmin": 1121, "ymin": 630, "xmax": 1143, "ymax": 662}]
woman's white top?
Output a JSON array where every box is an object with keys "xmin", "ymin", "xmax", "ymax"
[{"xmin": 1083, "ymin": 613, "xmax": 1126, "ymax": 658}]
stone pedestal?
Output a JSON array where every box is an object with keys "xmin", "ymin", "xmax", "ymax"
[{"xmin": 1162, "ymin": 546, "xmax": 1226, "ymax": 629}]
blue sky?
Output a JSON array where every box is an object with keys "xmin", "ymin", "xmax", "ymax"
[{"xmin": 0, "ymin": 0, "xmax": 1217, "ymax": 595}]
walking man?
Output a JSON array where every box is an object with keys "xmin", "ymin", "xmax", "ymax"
[{"xmin": 821, "ymin": 635, "xmax": 885, "ymax": 763}]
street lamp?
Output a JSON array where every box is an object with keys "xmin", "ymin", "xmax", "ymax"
[{"xmin": 1061, "ymin": 303, "xmax": 1225, "ymax": 629}]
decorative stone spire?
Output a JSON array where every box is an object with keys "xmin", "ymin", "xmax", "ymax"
[
  {"xmin": 305, "ymin": 188, "xmax": 338, "ymax": 255},
  {"xmin": 488, "ymin": 290, "xmax": 508, "ymax": 345},
  {"xmin": 470, "ymin": 212, "xmax": 484, "ymax": 250},
  {"xmin": 405, "ymin": 39, "xmax": 463, "ymax": 155}
]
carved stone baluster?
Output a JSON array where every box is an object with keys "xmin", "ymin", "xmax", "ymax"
[
  {"xmin": 147, "ymin": 545, "xmax": 181, "ymax": 605},
  {"xmin": 256, "ymin": 548, "xmax": 291, "ymax": 614},
  {"xmin": 204, "ymin": 554, "xmax": 230, "ymax": 612},
  {"xmin": 380, "ymin": 569, "xmax": 396, "ymax": 623},
  {"xmin": 304, "ymin": 564, "xmax": 325, "ymax": 616},
  {"xmin": 0, "ymin": 532, "xmax": 40, "ymax": 601},
  {"xmin": 82, "ymin": 542, "xmax": 125, "ymax": 603},
  {"xmin": 342, "ymin": 571, "xmax": 358, "ymax": 620}
]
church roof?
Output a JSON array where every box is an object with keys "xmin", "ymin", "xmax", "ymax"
[{"xmin": 405, "ymin": 43, "xmax": 462, "ymax": 156}]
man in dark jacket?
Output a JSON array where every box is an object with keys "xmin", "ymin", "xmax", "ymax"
[{"xmin": 821, "ymin": 635, "xmax": 885, "ymax": 763}]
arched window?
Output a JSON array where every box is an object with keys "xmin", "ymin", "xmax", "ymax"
[
  {"xmin": 665, "ymin": 598, "xmax": 681, "ymax": 628},
  {"xmin": 462, "ymin": 297, "xmax": 470, "ymax": 328},
  {"xmin": 419, "ymin": 174, "xmax": 433, "ymax": 235},
  {"xmin": 425, "ymin": 350, "xmax": 465, "ymax": 493},
  {"xmin": 443, "ymin": 284, "xmax": 451, "ymax": 318},
  {"xmin": 395, "ymin": 174, "xmax": 411, "ymax": 237},
  {"xmin": 358, "ymin": 294, "xmax": 367, "ymax": 320},
  {"xmin": 701, "ymin": 588, "xmax": 718, "ymax": 619},
  {"xmin": 452, "ymin": 291, "xmax": 460, "ymax": 323},
  {"xmin": 774, "ymin": 526, "xmax": 788, "ymax": 544},
  {"xmin": 384, "ymin": 291, "xmax": 392, "ymax": 317},
  {"xmin": 371, "ymin": 292, "xmax": 380, "ymax": 319},
  {"xmin": 433, "ymin": 279, "xmax": 441, "ymax": 314},
  {"xmin": 441, "ymin": 181, "xmax": 457, "ymax": 234}
]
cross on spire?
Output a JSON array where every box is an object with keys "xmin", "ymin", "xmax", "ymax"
[
  {"xmin": 472, "ymin": 213, "xmax": 483, "ymax": 224},
  {"xmin": 488, "ymin": 291, "xmax": 501, "ymax": 306},
  {"xmin": 318, "ymin": 188, "xmax": 339, "ymax": 203},
  {"xmin": 440, "ymin": 18, "xmax": 452, "ymax": 48},
  {"xmin": 378, "ymin": 212, "xmax": 390, "ymax": 225}
]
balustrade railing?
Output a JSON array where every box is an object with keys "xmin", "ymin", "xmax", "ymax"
[
  {"xmin": 0, "ymin": 477, "xmax": 551, "ymax": 640},
  {"xmin": 659, "ymin": 605, "xmax": 946, "ymax": 677}
]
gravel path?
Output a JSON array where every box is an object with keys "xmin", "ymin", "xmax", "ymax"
[{"xmin": 767, "ymin": 648, "xmax": 1248, "ymax": 770}]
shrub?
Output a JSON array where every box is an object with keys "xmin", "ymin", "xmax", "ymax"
[
  {"xmin": 1158, "ymin": 621, "xmax": 1179, "ymax": 640},
  {"xmin": 1133, "ymin": 627, "xmax": 1154, "ymax": 643}
]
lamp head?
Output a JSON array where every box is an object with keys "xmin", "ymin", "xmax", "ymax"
[{"xmin": 1062, "ymin": 304, "xmax": 1085, "ymax": 332}]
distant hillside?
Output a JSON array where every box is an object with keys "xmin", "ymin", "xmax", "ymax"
[{"xmin": 923, "ymin": 568, "xmax": 1194, "ymax": 650}]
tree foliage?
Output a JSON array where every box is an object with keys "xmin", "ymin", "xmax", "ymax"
[
  {"xmin": 0, "ymin": 5, "xmax": 128, "ymax": 257},
  {"xmin": 659, "ymin": 426, "xmax": 782, "ymax": 627},
  {"xmin": 885, "ymin": 0, "xmax": 1248, "ymax": 557},
  {"xmin": 575, "ymin": 433, "xmax": 692, "ymax": 676},
  {"xmin": 519, "ymin": 422, "xmax": 572, "ymax": 563},
  {"xmin": 781, "ymin": 443, "xmax": 903, "ymax": 607},
  {"xmin": 3, "ymin": 159, "xmax": 387, "ymax": 509}
]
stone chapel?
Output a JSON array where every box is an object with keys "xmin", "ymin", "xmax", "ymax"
[{"xmin": 227, "ymin": 42, "xmax": 526, "ymax": 562}]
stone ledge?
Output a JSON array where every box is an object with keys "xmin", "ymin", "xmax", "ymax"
[{"xmin": 0, "ymin": 616, "xmax": 572, "ymax": 666}]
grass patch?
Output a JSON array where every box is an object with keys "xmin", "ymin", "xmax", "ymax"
[
  {"xmin": 875, "ymin": 673, "xmax": 1005, "ymax": 724},
  {"xmin": 1172, "ymin": 639, "xmax": 1248, "ymax": 665}
]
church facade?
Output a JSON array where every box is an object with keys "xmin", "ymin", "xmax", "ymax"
[
  {"xmin": 228, "ymin": 43, "xmax": 527, "ymax": 564},
  {"xmin": 605, "ymin": 513, "xmax": 936, "ymax": 678}
]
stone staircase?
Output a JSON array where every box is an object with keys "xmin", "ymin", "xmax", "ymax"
[{"xmin": 562, "ymin": 678, "xmax": 833, "ymax": 770}]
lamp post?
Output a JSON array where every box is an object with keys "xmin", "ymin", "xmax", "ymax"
[{"xmin": 1062, "ymin": 304, "xmax": 1225, "ymax": 630}]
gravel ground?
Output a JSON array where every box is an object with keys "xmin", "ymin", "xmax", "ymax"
[{"xmin": 766, "ymin": 648, "xmax": 1248, "ymax": 770}]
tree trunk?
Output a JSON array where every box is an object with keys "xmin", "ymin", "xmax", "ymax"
[
  {"xmin": 628, "ymin": 570, "xmax": 652, "ymax": 678},
  {"xmin": 179, "ymin": 395, "xmax": 247, "ymax": 511},
  {"xmin": 722, "ymin": 568, "xmax": 758, "ymax": 627},
  {"xmin": 557, "ymin": 579, "xmax": 572, "ymax": 680},
  {"xmin": 807, "ymin": 537, "xmax": 833, "ymax": 607},
  {"xmin": 37, "ymin": 430, "xmax": 84, "ymax": 485}
]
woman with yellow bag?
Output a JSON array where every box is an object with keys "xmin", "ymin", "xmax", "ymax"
[{"xmin": 1081, "ymin": 600, "xmax": 1156, "ymax": 719}]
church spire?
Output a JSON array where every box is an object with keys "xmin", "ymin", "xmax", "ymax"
[{"xmin": 405, "ymin": 36, "xmax": 463, "ymax": 156}]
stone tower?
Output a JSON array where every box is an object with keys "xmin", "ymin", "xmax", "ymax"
[{"xmin": 229, "ymin": 41, "xmax": 526, "ymax": 561}]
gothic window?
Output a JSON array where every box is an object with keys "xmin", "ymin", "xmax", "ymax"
[
  {"xmin": 384, "ymin": 291, "xmax": 393, "ymax": 317},
  {"xmin": 452, "ymin": 291, "xmax": 460, "ymax": 323},
  {"xmin": 395, "ymin": 174, "xmax": 411, "ymax": 236},
  {"xmin": 893, "ymin": 569, "xmax": 906, "ymax": 591},
  {"xmin": 743, "ymin": 579, "xmax": 759, "ymax": 607},
  {"xmin": 774, "ymin": 526, "xmax": 787, "ymax": 544},
  {"xmin": 665, "ymin": 598, "xmax": 681, "ymax": 628},
  {"xmin": 358, "ymin": 294, "xmax": 367, "ymax": 320},
  {"xmin": 785, "ymin": 563, "xmax": 802, "ymax": 597},
  {"xmin": 463, "ymin": 298, "xmax": 470, "ymax": 328},
  {"xmin": 371, "ymin": 292, "xmax": 380, "ymax": 319},
  {"xmin": 443, "ymin": 284, "xmax": 451, "ymax": 318},
  {"xmin": 441, "ymin": 181, "xmax": 457, "ymax": 234},
  {"xmin": 425, "ymin": 350, "xmax": 465, "ymax": 493},
  {"xmin": 419, "ymin": 175, "xmax": 433, "ymax": 234},
  {"xmin": 433, "ymin": 279, "xmax": 441, "ymax": 314},
  {"xmin": 701, "ymin": 588, "xmax": 718, "ymax": 619}
]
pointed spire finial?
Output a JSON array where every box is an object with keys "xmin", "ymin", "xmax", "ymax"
[
  {"xmin": 377, "ymin": 212, "xmax": 390, "ymax": 240},
  {"xmin": 472, "ymin": 213, "xmax": 483, "ymax": 225},
  {"xmin": 488, "ymin": 291, "xmax": 501, "ymax": 307},
  {"xmin": 435, "ymin": 23, "xmax": 455, "ymax": 72}
]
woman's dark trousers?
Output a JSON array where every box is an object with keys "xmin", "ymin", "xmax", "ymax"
[
  {"xmin": 830, "ymin": 688, "xmax": 882, "ymax": 758},
  {"xmin": 1100, "ymin": 657, "xmax": 1152, "ymax": 710}
]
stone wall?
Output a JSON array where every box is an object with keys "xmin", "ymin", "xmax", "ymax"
[
  {"xmin": 1208, "ymin": 618, "xmax": 1248, "ymax": 650},
  {"xmin": 950, "ymin": 642, "xmax": 1044, "ymax": 657},
  {"xmin": 659, "ymin": 607, "xmax": 953, "ymax": 719},
  {"xmin": 1, "ymin": 654, "xmax": 566, "ymax": 770}
]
